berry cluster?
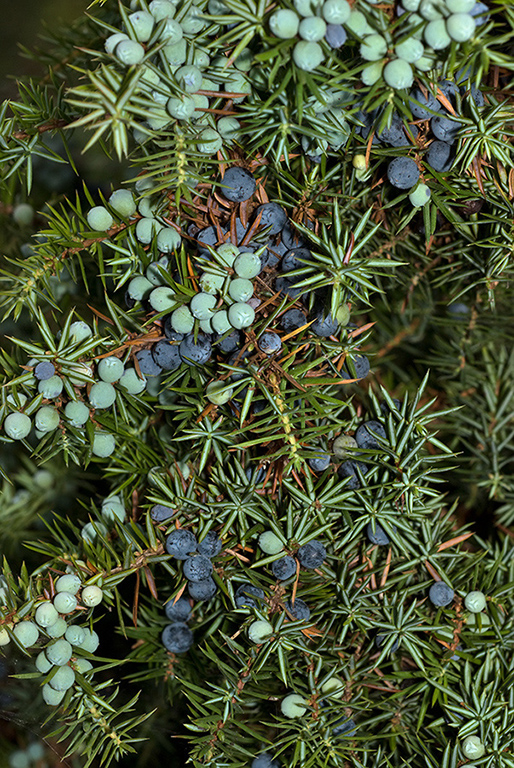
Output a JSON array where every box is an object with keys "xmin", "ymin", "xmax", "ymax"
[{"xmin": 1, "ymin": 573, "xmax": 103, "ymax": 707}]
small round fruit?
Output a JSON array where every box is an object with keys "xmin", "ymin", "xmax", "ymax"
[
  {"xmin": 234, "ymin": 252, "xmax": 261, "ymax": 279},
  {"xmin": 35, "ymin": 360, "xmax": 55, "ymax": 381},
  {"xmin": 395, "ymin": 37, "xmax": 424, "ymax": 62},
  {"xmin": 176, "ymin": 64, "xmax": 203, "ymax": 93},
  {"xmin": 35, "ymin": 601, "xmax": 59, "ymax": 628},
  {"xmin": 322, "ymin": 0, "xmax": 351, "ymax": 24},
  {"xmin": 258, "ymin": 531, "xmax": 283, "ymax": 555},
  {"xmin": 228, "ymin": 302, "xmax": 255, "ymax": 329},
  {"xmin": 429, "ymin": 581, "xmax": 454, "ymax": 607},
  {"xmin": 271, "ymin": 556, "xmax": 297, "ymax": 581},
  {"xmin": 360, "ymin": 34, "xmax": 387, "ymax": 61},
  {"xmin": 89, "ymin": 382, "xmax": 116, "ymax": 409},
  {"xmin": 70, "ymin": 321, "xmax": 93, "ymax": 343},
  {"xmin": 4, "ymin": 412, "xmax": 31, "ymax": 440},
  {"xmin": 196, "ymin": 128, "xmax": 223, "ymax": 154},
  {"xmin": 136, "ymin": 217, "xmax": 163, "ymax": 244},
  {"xmin": 293, "ymin": 41, "xmax": 324, "ymax": 71},
  {"xmin": 248, "ymin": 620, "xmax": 274, "ymax": 644},
  {"xmin": 35, "ymin": 406, "xmax": 59, "ymax": 433},
  {"xmin": 409, "ymin": 183, "xmax": 431, "ymax": 207},
  {"xmin": 87, "ymin": 206, "xmax": 114, "ymax": 231},
  {"xmin": 321, "ymin": 676, "xmax": 345, "ymax": 697},
  {"xmin": 299, "ymin": 16, "xmax": 327, "ymax": 42},
  {"xmin": 128, "ymin": 275, "xmax": 153, "ymax": 301},
  {"xmin": 211, "ymin": 310, "xmax": 232, "ymax": 334},
  {"xmin": 206, "ymin": 380, "xmax": 233, "ymax": 405},
  {"xmin": 108, "ymin": 189, "xmax": 137, "ymax": 217},
  {"xmin": 35, "ymin": 651, "xmax": 52, "ymax": 674},
  {"xmin": 183, "ymin": 554, "xmax": 213, "ymax": 582},
  {"xmin": 362, "ymin": 61, "xmax": 384, "ymax": 85},
  {"xmin": 197, "ymin": 530, "xmax": 222, "ymax": 558},
  {"xmin": 167, "ymin": 94, "xmax": 196, "ymax": 120},
  {"xmin": 165, "ymin": 529, "xmax": 198, "ymax": 559},
  {"xmin": 42, "ymin": 684, "xmax": 65, "ymax": 706},
  {"xmin": 105, "ymin": 32, "xmax": 129, "ymax": 54},
  {"xmin": 383, "ymin": 59, "xmax": 414, "ymax": 89},
  {"xmin": 190, "ymin": 292, "xmax": 217, "ymax": 320},
  {"xmin": 387, "ymin": 157, "xmax": 420, "ymax": 189},
  {"xmin": 229, "ymin": 278, "xmax": 253, "ymax": 302},
  {"xmin": 269, "ymin": 9, "xmax": 300, "ymax": 38},
  {"xmin": 446, "ymin": 12, "xmax": 475, "ymax": 40},
  {"xmin": 53, "ymin": 591, "xmax": 78, "ymax": 614},
  {"xmin": 38, "ymin": 375, "xmax": 63, "ymax": 399},
  {"xmin": 92, "ymin": 432, "xmax": 116, "ymax": 457},
  {"xmin": 115, "ymin": 39, "xmax": 145, "ymax": 66},
  {"xmin": 298, "ymin": 540, "xmax": 326, "ymax": 569},
  {"xmin": 46, "ymin": 639, "xmax": 73, "ymax": 666},
  {"xmin": 79, "ymin": 628, "xmax": 100, "ymax": 653},
  {"xmin": 48, "ymin": 665, "xmax": 75, "ymax": 692},
  {"xmin": 65, "ymin": 625, "xmax": 86, "ymax": 646},
  {"xmin": 161, "ymin": 622, "xmax": 194, "ymax": 653},
  {"xmin": 119, "ymin": 367, "xmax": 147, "ymax": 394},
  {"xmin": 46, "ymin": 618, "xmax": 67, "ymax": 638},
  {"xmin": 13, "ymin": 621, "xmax": 39, "ymax": 647},
  {"xmin": 156, "ymin": 227, "xmax": 181, "ymax": 253},
  {"xmin": 82, "ymin": 585, "xmax": 104, "ymax": 608},
  {"xmin": 252, "ymin": 753, "xmax": 279, "ymax": 768},
  {"xmin": 73, "ymin": 658, "xmax": 94, "ymax": 674},
  {"xmin": 217, "ymin": 116, "xmax": 240, "ymax": 140},
  {"xmin": 128, "ymin": 10, "xmax": 155, "ymax": 41},
  {"xmin": 424, "ymin": 19, "xmax": 452, "ymax": 48},
  {"xmin": 281, "ymin": 693, "xmax": 307, "ymax": 718},
  {"xmin": 98, "ymin": 356, "xmax": 124, "ymax": 383},
  {"xmin": 170, "ymin": 305, "xmax": 195, "ymax": 334},
  {"xmin": 462, "ymin": 736, "xmax": 485, "ymax": 759},
  {"xmin": 0, "ymin": 627, "xmax": 10, "ymax": 646},
  {"xmin": 64, "ymin": 400, "xmax": 89, "ymax": 427},
  {"xmin": 101, "ymin": 498, "xmax": 126, "ymax": 523},
  {"xmin": 464, "ymin": 590, "xmax": 487, "ymax": 612},
  {"xmin": 258, "ymin": 332, "xmax": 282, "ymax": 355},
  {"xmin": 221, "ymin": 167, "xmax": 256, "ymax": 202}
]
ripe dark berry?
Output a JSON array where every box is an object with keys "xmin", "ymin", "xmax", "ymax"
[
  {"xmin": 387, "ymin": 157, "xmax": 420, "ymax": 189},
  {"xmin": 282, "ymin": 247, "xmax": 311, "ymax": 272},
  {"xmin": 426, "ymin": 140, "xmax": 454, "ymax": 172},
  {"xmin": 258, "ymin": 332, "xmax": 282, "ymax": 355},
  {"xmin": 235, "ymin": 583, "xmax": 265, "ymax": 608},
  {"xmin": 380, "ymin": 398, "xmax": 401, "ymax": 414},
  {"xmin": 285, "ymin": 598, "xmax": 311, "ymax": 620},
  {"xmin": 213, "ymin": 330, "xmax": 241, "ymax": 354},
  {"xmin": 251, "ymin": 753, "xmax": 280, "ymax": 768},
  {"xmin": 367, "ymin": 522, "xmax": 390, "ymax": 545},
  {"xmin": 280, "ymin": 308, "xmax": 307, "ymax": 332},
  {"xmin": 165, "ymin": 529, "xmax": 198, "ymax": 559},
  {"xmin": 135, "ymin": 349, "xmax": 163, "ymax": 377},
  {"xmin": 298, "ymin": 540, "xmax": 326, "ymax": 569},
  {"xmin": 254, "ymin": 203, "xmax": 287, "ymax": 235},
  {"xmin": 197, "ymin": 530, "xmax": 222, "ymax": 558},
  {"xmin": 332, "ymin": 716, "xmax": 357, "ymax": 737},
  {"xmin": 376, "ymin": 634, "xmax": 400, "ymax": 652},
  {"xmin": 408, "ymin": 87, "xmax": 441, "ymax": 119},
  {"xmin": 150, "ymin": 503, "xmax": 175, "ymax": 522},
  {"xmin": 429, "ymin": 581, "xmax": 454, "ymax": 607},
  {"xmin": 161, "ymin": 622, "xmax": 194, "ymax": 653},
  {"xmin": 220, "ymin": 167, "xmax": 256, "ymax": 202},
  {"xmin": 342, "ymin": 354, "xmax": 370, "ymax": 380},
  {"xmin": 165, "ymin": 595, "xmax": 192, "ymax": 622},
  {"xmin": 274, "ymin": 276, "xmax": 303, "ymax": 300},
  {"xmin": 338, "ymin": 459, "xmax": 367, "ymax": 489},
  {"xmin": 281, "ymin": 222, "xmax": 308, "ymax": 250},
  {"xmin": 179, "ymin": 333, "xmax": 212, "ymax": 366},
  {"xmin": 183, "ymin": 554, "xmax": 213, "ymax": 582},
  {"xmin": 163, "ymin": 317, "xmax": 185, "ymax": 342},
  {"xmin": 325, "ymin": 23, "xmax": 347, "ymax": 48},
  {"xmin": 271, "ymin": 556, "xmax": 297, "ymax": 580},
  {"xmin": 188, "ymin": 577, "xmax": 217, "ymax": 600},
  {"xmin": 34, "ymin": 361, "xmax": 56, "ymax": 380},
  {"xmin": 311, "ymin": 311, "xmax": 339, "ymax": 337},
  {"xmin": 152, "ymin": 340, "xmax": 182, "ymax": 371},
  {"xmin": 197, "ymin": 225, "xmax": 226, "ymax": 253},
  {"xmin": 355, "ymin": 420, "xmax": 387, "ymax": 450},
  {"xmin": 431, "ymin": 114, "xmax": 462, "ymax": 143},
  {"xmin": 308, "ymin": 454, "xmax": 331, "ymax": 472}
]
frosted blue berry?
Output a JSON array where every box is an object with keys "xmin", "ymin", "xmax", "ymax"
[
  {"xmin": 325, "ymin": 23, "xmax": 347, "ymax": 48},
  {"xmin": 272, "ymin": 556, "xmax": 297, "ymax": 581},
  {"xmin": 162, "ymin": 622, "xmax": 194, "ymax": 652},
  {"xmin": 429, "ymin": 581, "xmax": 454, "ymax": 607},
  {"xmin": 426, "ymin": 140, "xmax": 454, "ymax": 172},
  {"xmin": 332, "ymin": 716, "xmax": 357, "ymax": 737},
  {"xmin": 221, "ymin": 167, "xmax": 256, "ymax": 202},
  {"xmin": 165, "ymin": 529, "xmax": 198, "ymax": 559},
  {"xmin": 298, "ymin": 540, "xmax": 326, "ymax": 569},
  {"xmin": 376, "ymin": 633, "xmax": 400, "ymax": 652},
  {"xmin": 367, "ymin": 522, "xmax": 390, "ymax": 545},
  {"xmin": 197, "ymin": 531, "xmax": 222, "ymax": 558},
  {"xmin": 431, "ymin": 114, "xmax": 462, "ymax": 142},
  {"xmin": 280, "ymin": 309, "xmax": 307, "ymax": 332},
  {"xmin": 150, "ymin": 503, "xmax": 175, "ymax": 522},
  {"xmin": 387, "ymin": 157, "xmax": 420, "ymax": 189},
  {"xmin": 152, "ymin": 340, "xmax": 182, "ymax": 371},
  {"xmin": 135, "ymin": 349, "xmax": 162, "ymax": 377},
  {"xmin": 235, "ymin": 583, "xmax": 265, "ymax": 608},
  {"xmin": 165, "ymin": 595, "xmax": 192, "ymax": 621},
  {"xmin": 258, "ymin": 332, "xmax": 282, "ymax": 355},
  {"xmin": 188, "ymin": 577, "xmax": 217, "ymax": 600},
  {"xmin": 409, "ymin": 86, "xmax": 441, "ymax": 119},
  {"xmin": 4, "ymin": 412, "xmax": 31, "ymax": 440},
  {"xmin": 308, "ymin": 453, "xmax": 331, "ymax": 472},
  {"xmin": 269, "ymin": 9, "xmax": 300, "ymax": 38},
  {"xmin": 87, "ymin": 206, "xmax": 113, "ymax": 231},
  {"xmin": 311, "ymin": 311, "xmax": 339, "ymax": 337},
  {"xmin": 183, "ymin": 554, "xmax": 213, "ymax": 582},
  {"xmin": 179, "ymin": 333, "xmax": 212, "ymax": 366},
  {"xmin": 64, "ymin": 401, "xmax": 90, "ymax": 426},
  {"xmin": 355, "ymin": 421, "xmax": 387, "ymax": 450},
  {"xmin": 92, "ymin": 432, "xmax": 116, "ymax": 457},
  {"xmin": 285, "ymin": 598, "xmax": 310, "ymax": 620},
  {"xmin": 34, "ymin": 360, "xmax": 55, "ymax": 380}
]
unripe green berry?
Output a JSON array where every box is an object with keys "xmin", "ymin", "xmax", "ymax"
[
  {"xmin": 293, "ymin": 41, "xmax": 324, "ymax": 71},
  {"xmin": 119, "ymin": 367, "xmax": 147, "ymax": 394},
  {"xmin": 280, "ymin": 693, "xmax": 308, "ymax": 718},
  {"xmin": 48, "ymin": 664, "xmax": 75, "ymax": 691},
  {"xmin": 409, "ymin": 183, "xmax": 432, "ymax": 207},
  {"xmin": 108, "ymin": 189, "xmax": 137, "ymax": 217},
  {"xmin": 55, "ymin": 574, "xmax": 81, "ymax": 595},
  {"xmin": 89, "ymin": 381, "xmax": 117, "ymax": 409},
  {"xmin": 53, "ymin": 591, "xmax": 78, "ymax": 615},
  {"xmin": 0, "ymin": 627, "xmax": 11, "ymax": 646},
  {"xmin": 206, "ymin": 380, "xmax": 233, "ymax": 405},
  {"xmin": 446, "ymin": 12, "xmax": 475, "ymax": 41},
  {"xmin": 73, "ymin": 658, "xmax": 94, "ymax": 674},
  {"xmin": 97, "ymin": 357, "xmax": 125, "ymax": 384},
  {"xmin": 128, "ymin": 10, "xmax": 155, "ymax": 41},
  {"xmin": 70, "ymin": 321, "xmax": 93, "ymax": 343},
  {"xmin": 298, "ymin": 16, "xmax": 327, "ymax": 42},
  {"xmin": 35, "ymin": 651, "xmax": 52, "ymax": 674},
  {"xmin": 87, "ymin": 206, "xmax": 113, "ymax": 231},
  {"xmin": 383, "ymin": 59, "xmax": 414, "ymax": 89},
  {"xmin": 92, "ymin": 432, "xmax": 116, "ymax": 457},
  {"xmin": 46, "ymin": 618, "xmax": 68, "ymax": 638},
  {"xmin": 79, "ymin": 628, "xmax": 100, "ymax": 653},
  {"xmin": 116, "ymin": 39, "xmax": 145, "ymax": 66},
  {"xmin": 4, "ymin": 412, "xmax": 31, "ymax": 440},
  {"xmin": 462, "ymin": 735, "xmax": 485, "ymax": 759},
  {"xmin": 464, "ymin": 590, "xmax": 487, "ymax": 612},
  {"xmin": 12, "ymin": 203, "xmax": 34, "ymax": 226},
  {"xmin": 35, "ymin": 601, "xmax": 59, "ymax": 628},
  {"xmin": 320, "ymin": 676, "xmax": 345, "ymax": 697},
  {"xmin": 258, "ymin": 531, "xmax": 284, "ymax": 554},
  {"xmin": 65, "ymin": 625, "xmax": 86, "ymax": 646},
  {"xmin": 42, "ymin": 683, "xmax": 65, "ymax": 706},
  {"xmin": 81, "ymin": 586, "xmax": 104, "ymax": 608},
  {"xmin": 46, "ymin": 639, "xmax": 73, "ymax": 666},
  {"xmin": 13, "ymin": 621, "xmax": 39, "ymax": 647},
  {"xmin": 248, "ymin": 620, "xmax": 274, "ymax": 643},
  {"xmin": 269, "ymin": 9, "xmax": 300, "ymax": 38}
]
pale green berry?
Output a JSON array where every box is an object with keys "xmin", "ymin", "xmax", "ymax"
[
  {"xmin": 161, "ymin": 37, "xmax": 187, "ymax": 64},
  {"xmin": 299, "ymin": 16, "xmax": 327, "ymax": 42},
  {"xmin": 128, "ymin": 275, "xmax": 154, "ymax": 301},
  {"xmin": 136, "ymin": 216, "xmax": 165, "ymax": 242},
  {"xmin": 322, "ymin": 0, "xmax": 351, "ymax": 24},
  {"xmin": 64, "ymin": 400, "xmax": 90, "ymax": 426},
  {"xmin": 345, "ymin": 10, "xmax": 371, "ymax": 35},
  {"xmin": 79, "ymin": 628, "xmax": 100, "ymax": 653},
  {"xmin": 200, "ymin": 272, "xmax": 226, "ymax": 296},
  {"xmin": 73, "ymin": 658, "xmax": 94, "ymax": 674},
  {"xmin": 87, "ymin": 206, "xmax": 113, "ymax": 231},
  {"xmin": 128, "ymin": 11, "xmax": 155, "ymax": 41},
  {"xmin": 281, "ymin": 693, "xmax": 308, "ymax": 718},
  {"xmin": 81, "ymin": 521, "xmax": 109, "ymax": 544},
  {"xmin": 25, "ymin": 744, "xmax": 45, "ymax": 763},
  {"xmin": 395, "ymin": 37, "xmax": 425, "ymax": 62},
  {"xmin": 409, "ymin": 183, "xmax": 431, "ymax": 207},
  {"xmin": 217, "ymin": 116, "xmax": 240, "ymax": 140},
  {"xmin": 38, "ymin": 375, "xmax": 63, "ymax": 399},
  {"xmin": 35, "ymin": 406, "xmax": 59, "ymax": 433},
  {"xmin": 362, "ymin": 61, "xmax": 384, "ymax": 85},
  {"xmin": 294, "ymin": 0, "xmax": 323, "ymax": 15},
  {"xmin": 170, "ymin": 305, "xmax": 195, "ymax": 333},
  {"xmin": 167, "ymin": 94, "xmax": 196, "ymax": 120},
  {"xmin": 105, "ymin": 32, "xmax": 129, "ymax": 54},
  {"xmin": 101, "ymin": 499, "xmax": 126, "ymax": 524},
  {"xmin": 42, "ymin": 683, "xmax": 65, "ymax": 706},
  {"xmin": 0, "ymin": 627, "xmax": 10, "ymax": 646},
  {"xmin": 228, "ymin": 302, "xmax": 255, "ymax": 329},
  {"xmin": 335, "ymin": 304, "xmax": 351, "ymax": 325},
  {"xmin": 419, "ymin": 0, "xmax": 445, "ymax": 19},
  {"xmin": 46, "ymin": 618, "xmax": 68, "ymax": 638},
  {"xmin": 53, "ymin": 591, "xmax": 78, "ymax": 615},
  {"xmin": 192, "ymin": 93, "xmax": 209, "ymax": 117},
  {"xmin": 234, "ymin": 252, "xmax": 261, "ymax": 279},
  {"xmin": 206, "ymin": 380, "xmax": 233, "ymax": 405},
  {"xmin": 248, "ymin": 620, "xmax": 274, "ymax": 643},
  {"xmin": 35, "ymin": 601, "xmax": 59, "ymax": 628},
  {"xmin": 446, "ymin": 12, "xmax": 475, "ymax": 41},
  {"xmin": 216, "ymin": 242, "xmax": 239, "ymax": 266},
  {"xmin": 211, "ymin": 310, "xmax": 232, "ymax": 334},
  {"xmin": 402, "ymin": 0, "xmax": 421, "ymax": 8},
  {"xmin": 108, "ymin": 189, "xmax": 137, "ymax": 217},
  {"xmin": 69, "ymin": 321, "xmax": 93, "ymax": 343},
  {"xmin": 13, "ymin": 621, "xmax": 39, "ymax": 647},
  {"xmin": 149, "ymin": 286, "xmax": 177, "ymax": 312},
  {"xmin": 35, "ymin": 651, "xmax": 52, "ymax": 674},
  {"xmin": 464, "ymin": 590, "xmax": 487, "ymax": 612},
  {"xmin": 98, "ymin": 357, "xmax": 125, "ymax": 384},
  {"xmin": 181, "ymin": 5, "xmax": 206, "ymax": 34},
  {"xmin": 446, "ymin": 0, "xmax": 474, "ymax": 10},
  {"xmin": 466, "ymin": 612, "xmax": 491, "ymax": 630},
  {"xmin": 360, "ymin": 33, "xmax": 387, "ymax": 61},
  {"xmin": 157, "ymin": 227, "xmax": 181, "ymax": 253},
  {"xmin": 92, "ymin": 432, "xmax": 116, "ymax": 457},
  {"xmin": 269, "ymin": 9, "xmax": 300, "ymax": 38},
  {"xmin": 119, "ymin": 367, "xmax": 147, "ymax": 394},
  {"xmin": 48, "ymin": 665, "xmax": 75, "ymax": 691},
  {"xmin": 176, "ymin": 64, "xmax": 203, "ymax": 92},
  {"xmin": 229, "ymin": 278, "xmax": 253, "ymax": 303},
  {"xmin": 4, "ymin": 412, "xmax": 31, "ymax": 440},
  {"xmin": 190, "ymin": 292, "xmax": 217, "ymax": 320},
  {"xmin": 56, "ymin": 574, "xmax": 82, "ymax": 594},
  {"xmin": 193, "ymin": 48, "xmax": 210, "ymax": 68},
  {"xmin": 320, "ymin": 676, "xmax": 345, "ymax": 698},
  {"xmin": 258, "ymin": 531, "xmax": 283, "ymax": 555},
  {"xmin": 352, "ymin": 154, "xmax": 367, "ymax": 170},
  {"xmin": 81, "ymin": 586, "xmax": 104, "ymax": 608},
  {"xmin": 65, "ymin": 625, "xmax": 86, "ymax": 646},
  {"xmin": 424, "ymin": 18, "xmax": 452, "ymax": 48},
  {"xmin": 293, "ymin": 41, "xmax": 324, "ymax": 71},
  {"xmin": 89, "ymin": 381, "xmax": 117, "ymax": 409},
  {"xmin": 150, "ymin": 0, "xmax": 177, "ymax": 20},
  {"xmin": 12, "ymin": 203, "xmax": 34, "ymax": 226},
  {"xmin": 333, "ymin": 434, "xmax": 358, "ymax": 458},
  {"xmin": 462, "ymin": 736, "xmax": 485, "ymax": 759},
  {"xmin": 68, "ymin": 363, "xmax": 94, "ymax": 387},
  {"xmin": 197, "ymin": 128, "xmax": 223, "ymax": 154},
  {"xmin": 383, "ymin": 59, "xmax": 414, "ymax": 89},
  {"xmin": 46, "ymin": 639, "xmax": 73, "ymax": 666},
  {"xmin": 414, "ymin": 55, "xmax": 435, "ymax": 70}
]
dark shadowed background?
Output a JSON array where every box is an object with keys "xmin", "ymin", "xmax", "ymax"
[{"xmin": 0, "ymin": 0, "xmax": 88, "ymax": 99}]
